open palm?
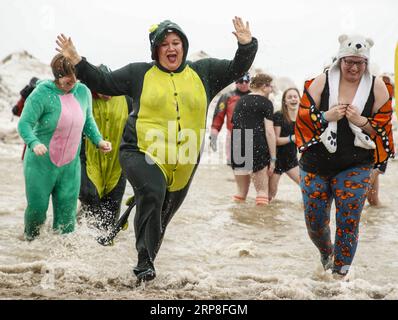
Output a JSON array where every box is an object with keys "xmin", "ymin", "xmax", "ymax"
[
  {"xmin": 232, "ymin": 16, "xmax": 252, "ymax": 45},
  {"xmin": 55, "ymin": 34, "xmax": 81, "ymax": 65}
]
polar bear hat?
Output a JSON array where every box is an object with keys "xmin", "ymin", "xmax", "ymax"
[{"xmin": 337, "ymin": 34, "xmax": 374, "ymax": 61}]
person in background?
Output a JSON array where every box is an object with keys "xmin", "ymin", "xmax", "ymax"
[
  {"xmin": 295, "ymin": 34, "xmax": 394, "ymax": 278},
  {"xmin": 12, "ymin": 77, "xmax": 39, "ymax": 117},
  {"xmin": 12, "ymin": 77, "xmax": 39, "ymax": 160},
  {"xmin": 395, "ymin": 42, "xmax": 398, "ymax": 115},
  {"xmin": 56, "ymin": 17, "xmax": 257, "ymax": 282},
  {"xmin": 79, "ymin": 65, "xmax": 133, "ymax": 230},
  {"xmin": 17, "ymin": 54, "xmax": 111, "ymax": 241},
  {"xmin": 366, "ymin": 163, "xmax": 386, "ymax": 207},
  {"xmin": 366, "ymin": 74, "xmax": 394, "ymax": 206},
  {"xmin": 209, "ymin": 72, "xmax": 250, "ymax": 164},
  {"xmin": 269, "ymin": 88, "xmax": 301, "ymax": 201},
  {"xmin": 231, "ymin": 73, "xmax": 276, "ymax": 206}
]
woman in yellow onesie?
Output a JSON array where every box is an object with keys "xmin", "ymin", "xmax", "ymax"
[{"xmin": 56, "ymin": 17, "xmax": 258, "ymax": 282}]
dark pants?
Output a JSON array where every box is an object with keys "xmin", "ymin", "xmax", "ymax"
[
  {"xmin": 79, "ymin": 160, "xmax": 126, "ymax": 231},
  {"xmin": 119, "ymin": 150, "xmax": 192, "ymax": 270}
]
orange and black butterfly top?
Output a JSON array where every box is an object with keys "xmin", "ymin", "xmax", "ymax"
[{"xmin": 294, "ymin": 78, "xmax": 395, "ymax": 169}]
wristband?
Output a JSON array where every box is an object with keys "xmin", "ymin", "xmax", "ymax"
[
  {"xmin": 320, "ymin": 111, "xmax": 328, "ymax": 123},
  {"xmin": 289, "ymin": 134, "xmax": 293, "ymax": 143},
  {"xmin": 358, "ymin": 118, "xmax": 369, "ymax": 128}
]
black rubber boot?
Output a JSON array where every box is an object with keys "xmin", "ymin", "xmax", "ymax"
[{"xmin": 133, "ymin": 251, "xmax": 156, "ymax": 283}]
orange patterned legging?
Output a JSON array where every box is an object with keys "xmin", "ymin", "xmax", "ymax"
[{"xmin": 300, "ymin": 165, "xmax": 372, "ymax": 275}]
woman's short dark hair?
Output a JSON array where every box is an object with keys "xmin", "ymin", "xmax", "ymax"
[{"xmin": 51, "ymin": 54, "xmax": 75, "ymax": 79}]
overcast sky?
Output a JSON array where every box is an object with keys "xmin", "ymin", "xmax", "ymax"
[{"xmin": 0, "ymin": 0, "xmax": 397, "ymax": 86}]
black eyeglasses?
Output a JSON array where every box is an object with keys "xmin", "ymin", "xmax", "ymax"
[{"xmin": 342, "ymin": 58, "xmax": 367, "ymax": 67}]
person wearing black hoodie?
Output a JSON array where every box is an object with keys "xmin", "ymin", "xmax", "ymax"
[{"xmin": 56, "ymin": 17, "xmax": 258, "ymax": 282}]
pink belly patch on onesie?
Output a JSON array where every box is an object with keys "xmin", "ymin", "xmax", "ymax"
[{"xmin": 49, "ymin": 94, "xmax": 84, "ymax": 167}]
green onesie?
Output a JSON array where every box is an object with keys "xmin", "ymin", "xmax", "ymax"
[{"xmin": 18, "ymin": 80, "xmax": 102, "ymax": 239}]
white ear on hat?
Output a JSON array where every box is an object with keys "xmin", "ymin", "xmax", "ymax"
[
  {"xmin": 366, "ymin": 38, "xmax": 374, "ymax": 48},
  {"xmin": 338, "ymin": 34, "xmax": 349, "ymax": 44}
]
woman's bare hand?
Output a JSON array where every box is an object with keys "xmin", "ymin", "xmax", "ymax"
[
  {"xmin": 33, "ymin": 144, "xmax": 48, "ymax": 156},
  {"xmin": 232, "ymin": 17, "xmax": 252, "ymax": 45},
  {"xmin": 55, "ymin": 34, "xmax": 82, "ymax": 65}
]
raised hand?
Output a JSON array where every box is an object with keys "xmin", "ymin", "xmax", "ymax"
[
  {"xmin": 232, "ymin": 16, "xmax": 252, "ymax": 45},
  {"xmin": 55, "ymin": 34, "xmax": 82, "ymax": 65}
]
